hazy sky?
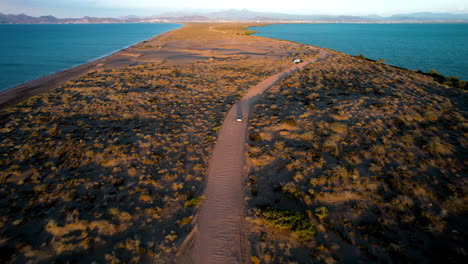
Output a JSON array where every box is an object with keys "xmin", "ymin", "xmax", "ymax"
[{"xmin": 1, "ymin": 0, "xmax": 466, "ymax": 18}]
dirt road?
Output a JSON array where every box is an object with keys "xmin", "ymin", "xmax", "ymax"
[{"xmin": 190, "ymin": 49, "xmax": 330, "ymax": 264}]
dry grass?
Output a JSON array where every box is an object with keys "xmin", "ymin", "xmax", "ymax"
[{"xmin": 246, "ymin": 52, "xmax": 467, "ymax": 263}]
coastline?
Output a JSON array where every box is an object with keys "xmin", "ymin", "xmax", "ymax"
[
  {"xmin": 0, "ymin": 22, "xmax": 466, "ymax": 264},
  {"xmin": 2, "ymin": 22, "xmax": 466, "ymax": 110},
  {"xmin": 249, "ymin": 23, "xmax": 468, "ymax": 81},
  {"xmin": 0, "ymin": 25, "xmax": 183, "ymax": 110}
]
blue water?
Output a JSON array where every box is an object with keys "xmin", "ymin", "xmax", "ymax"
[
  {"xmin": 250, "ymin": 24, "xmax": 468, "ymax": 80},
  {"xmin": 0, "ymin": 23, "xmax": 182, "ymax": 91}
]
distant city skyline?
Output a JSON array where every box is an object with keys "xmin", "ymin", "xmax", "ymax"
[{"xmin": 1, "ymin": 0, "xmax": 466, "ymax": 18}]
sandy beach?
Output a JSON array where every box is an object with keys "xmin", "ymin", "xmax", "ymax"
[{"xmin": 0, "ymin": 23, "xmax": 466, "ymax": 264}]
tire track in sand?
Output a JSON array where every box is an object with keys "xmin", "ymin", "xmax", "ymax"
[{"xmin": 191, "ymin": 49, "xmax": 330, "ymax": 264}]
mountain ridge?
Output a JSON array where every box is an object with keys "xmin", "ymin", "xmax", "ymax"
[
  {"xmin": 1, "ymin": 10, "xmax": 468, "ymax": 23},
  {"xmin": 0, "ymin": 13, "xmax": 123, "ymax": 24}
]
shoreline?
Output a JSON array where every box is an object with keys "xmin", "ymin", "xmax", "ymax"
[
  {"xmin": 249, "ymin": 23, "xmax": 468, "ymax": 82},
  {"xmin": 0, "ymin": 25, "xmax": 183, "ymax": 110},
  {"xmin": 1, "ymin": 22, "xmax": 466, "ymax": 111}
]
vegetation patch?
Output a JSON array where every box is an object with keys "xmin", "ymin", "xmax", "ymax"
[
  {"xmin": 184, "ymin": 195, "xmax": 205, "ymax": 207},
  {"xmin": 425, "ymin": 69, "xmax": 467, "ymax": 90},
  {"xmin": 262, "ymin": 207, "xmax": 316, "ymax": 240},
  {"xmin": 247, "ymin": 52, "xmax": 467, "ymax": 264}
]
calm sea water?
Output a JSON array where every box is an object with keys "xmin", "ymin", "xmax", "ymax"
[
  {"xmin": 250, "ymin": 23, "xmax": 468, "ymax": 80},
  {"xmin": 0, "ymin": 23, "xmax": 182, "ymax": 91}
]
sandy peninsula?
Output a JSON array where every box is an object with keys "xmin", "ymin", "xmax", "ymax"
[{"xmin": 0, "ymin": 23, "xmax": 466, "ymax": 264}]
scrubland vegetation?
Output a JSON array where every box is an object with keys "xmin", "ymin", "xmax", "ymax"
[
  {"xmin": 426, "ymin": 69, "xmax": 468, "ymax": 90},
  {"xmin": 2, "ymin": 22, "xmax": 465, "ymax": 264},
  {"xmin": 247, "ymin": 53, "xmax": 467, "ymax": 263},
  {"xmin": 160, "ymin": 23, "xmax": 262, "ymax": 41},
  {"xmin": 0, "ymin": 22, "xmax": 319, "ymax": 263},
  {"xmin": 0, "ymin": 56, "xmax": 288, "ymax": 263}
]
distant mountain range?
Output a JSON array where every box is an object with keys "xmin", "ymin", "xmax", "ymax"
[
  {"xmin": 0, "ymin": 13, "xmax": 122, "ymax": 24},
  {"xmin": 1, "ymin": 10, "xmax": 468, "ymax": 24}
]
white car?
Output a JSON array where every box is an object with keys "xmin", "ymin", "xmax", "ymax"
[
  {"xmin": 236, "ymin": 114, "xmax": 243, "ymax": 122},
  {"xmin": 293, "ymin": 58, "xmax": 301, "ymax": 64}
]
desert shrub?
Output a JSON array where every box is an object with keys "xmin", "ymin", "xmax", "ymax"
[
  {"xmin": 178, "ymin": 217, "xmax": 192, "ymax": 227},
  {"xmin": 251, "ymin": 256, "xmax": 261, "ymax": 264},
  {"xmin": 283, "ymin": 118, "xmax": 298, "ymax": 127},
  {"xmin": 428, "ymin": 69, "xmax": 443, "ymax": 78},
  {"xmin": 376, "ymin": 58, "xmax": 386, "ymax": 64},
  {"xmin": 108, "ymin": 208, "xmax": 121, "ymax": 216},
  {"xmin": 33, "ymin": 184, "xmax": 49, "ymax": 193},
  {"xmin": 443, "ymin": 195, "xmax": 466, "ymax": 214},
  {"xmin": 249, "ymin": 133, "xmax": 262, "ymax": 142},
  {"xmin": 330, "ymin": 122, "xmax": 347, "ymax": 134},
  {"xmin": 423, "ymin": 111, "xmax": 438, "ymax": 122},
  {"xmin": 443, "ymin": 76, "xmax": 467, "ymax": 90},
  {"xmin": 390, "ymin": 195, "xmax": 414, "ymax": 211},
  {"xmin": 427, "ymin": 70, "xmax": 467, "ymax": 90},
  {"xmin": 307, "ymin": 103, "xmax": 317, "ymax": 110},
  {"xmin": 139, "ymin": 194, "xmax": 153, "ymax": 203},
  {"xmin": 171, "ymin": 68, "xmax": 181, "ymax": 77},
  {"xmin": 281, "ymin": 182, "xmax": 303, "ymax": 199},
  {"xmin": 315, "ymin": 206, "xmax": 328, "ymax": 220},
  {"xmin": 427, "ymin": 138, "xmax": 454, "ymax": 156},
  {"xmin": 184, "ymin": 195, "xmax": 205, "ymax": 207},
  {"xmin": 262, "ymin": 207, "xmax": 315, "ymax": 240}
]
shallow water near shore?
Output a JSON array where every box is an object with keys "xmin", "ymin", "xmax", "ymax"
[
  {"xmin": 250, "ymin": 23, "xmax": 468, "ymax": 80},
  {"xmin": 0, "ymin": 23, "xmax": 182, "ymax": 91}
]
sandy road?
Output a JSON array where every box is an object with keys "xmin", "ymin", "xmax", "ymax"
[{"xmin": 190, "ymin": 49, "xmax": 330, "ymax": 264}]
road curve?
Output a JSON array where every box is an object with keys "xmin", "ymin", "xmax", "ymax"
[{"xmin": 191, "ymin": 49, "xmax": 330, "ymax": 264}]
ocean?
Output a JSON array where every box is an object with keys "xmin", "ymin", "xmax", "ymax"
[
  {"xmin": 250, "ymin": 23, "xmax": 468, "ymax": 81},
  {"xmin": 0, "ymin": 23, "xmax": 182, "ymax": 91}
]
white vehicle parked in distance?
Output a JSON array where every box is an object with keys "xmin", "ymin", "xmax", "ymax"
[{"xmin": 293, "ymin": 58, "xmax": 301, "ymax": 64}]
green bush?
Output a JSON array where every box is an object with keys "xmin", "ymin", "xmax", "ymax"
[
  {"xmin": 376, "ymin": 58, "xmax": 386, "ymax": 64},
  {"xmin": 184, "ymin": 195, "xmax": 205, "ymax": 207},
  {"xmin": 262, "ymin": 207, "xmax": 315, "ymax": 240},
  {"xmin": 428, "ymin": 69, "xmax": 444, "ymax": 78},
  {"xmin": 315, "ymin": 206, "xmax": 328, "ymax": 220},
  {"xmin": 427, "ymin": 70, "xmax": 467, "ymax": 90}
]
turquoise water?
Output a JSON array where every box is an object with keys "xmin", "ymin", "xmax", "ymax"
[
  {"xmin": 0, "ymin": 23, "xmax": 182, "ymax": 91},
  {"xmin": 250, "ymin": 24, "xmax": 468, "ymax": 80}
]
